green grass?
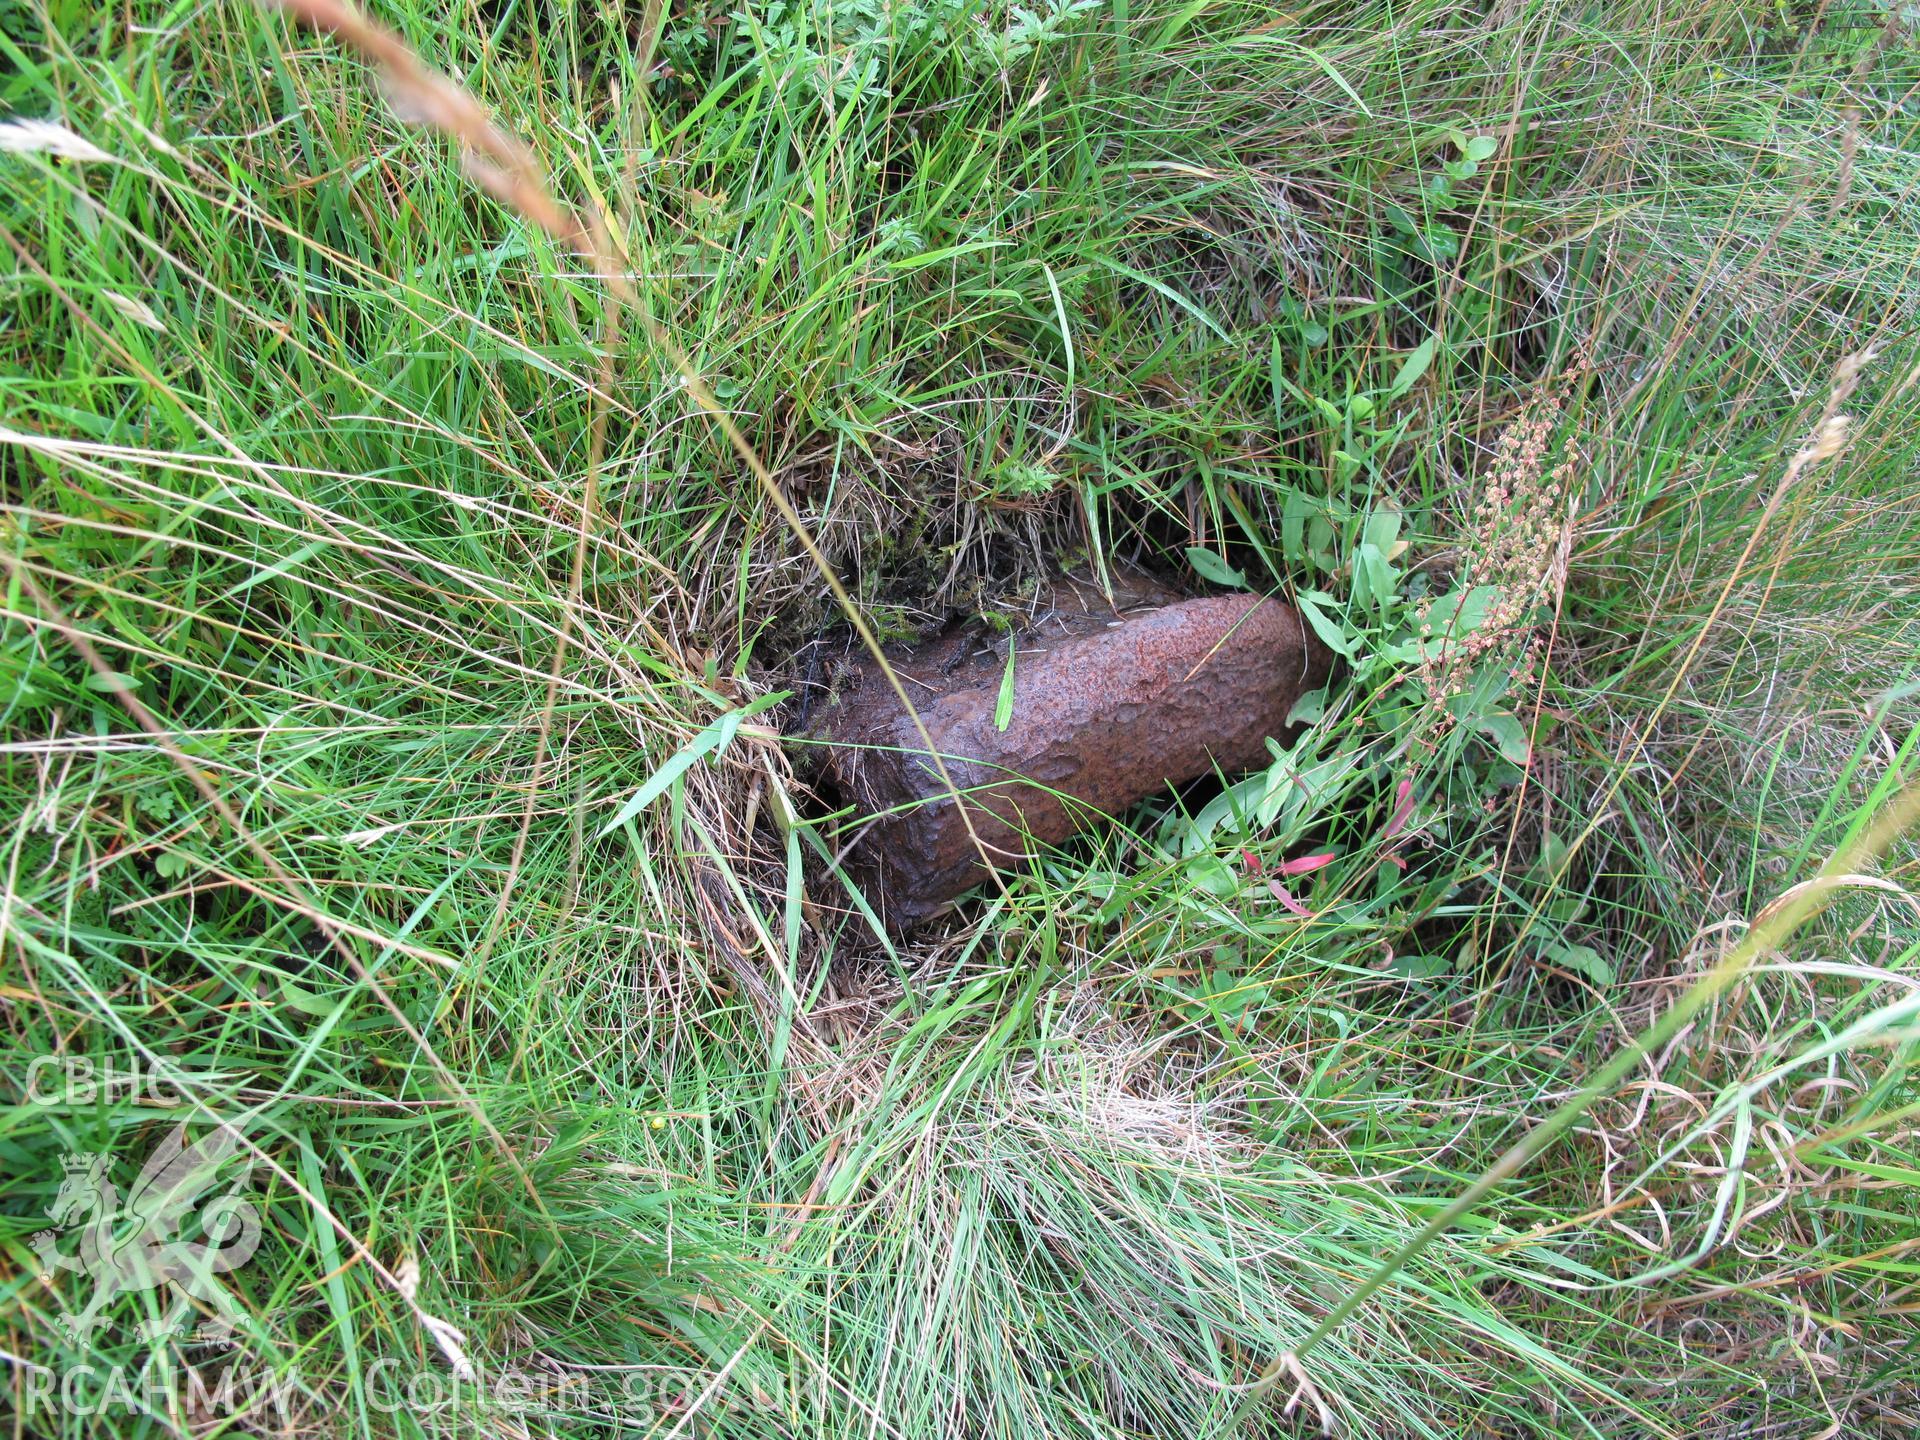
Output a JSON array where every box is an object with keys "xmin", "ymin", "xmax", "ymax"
[{"xmin": 2, "ymin": 0, "xmax": 1918, "ymax": 1435}]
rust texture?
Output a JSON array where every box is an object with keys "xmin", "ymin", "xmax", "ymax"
[{"xmin": 808, "ymin": 576, "xmax": 1334, "ymax": 929}]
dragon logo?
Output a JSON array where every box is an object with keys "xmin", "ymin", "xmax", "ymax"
[{"xmin": 31, "ymin": 1123, "xmax": 261, "ymax": 1346}]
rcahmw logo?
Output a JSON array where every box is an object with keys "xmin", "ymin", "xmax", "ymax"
[
  {"xmin": 26, "ymin": 1053, "xmax": 182, "ymax": 1105},
  {"xmin": 17, "ymin": 1356, "xmax": 303, "ymax": 1421},
  {"xmin": 31, "ymin": 1121, "xmax": 262, "ymax": 1346}
]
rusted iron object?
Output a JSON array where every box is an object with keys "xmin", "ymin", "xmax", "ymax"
[{"xmin": 809, "ymin": 576, "xmax": 1334, "ymax": 929}]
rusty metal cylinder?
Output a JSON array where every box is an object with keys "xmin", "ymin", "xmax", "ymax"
[{"xmin": 809, "ymin": 581, "xmax": 1334, "ymax": 929}]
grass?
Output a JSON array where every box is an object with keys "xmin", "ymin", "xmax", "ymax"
[{"xmin": 2, "ymin": 0, "xmax": 1918, "ymax": 1435}]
